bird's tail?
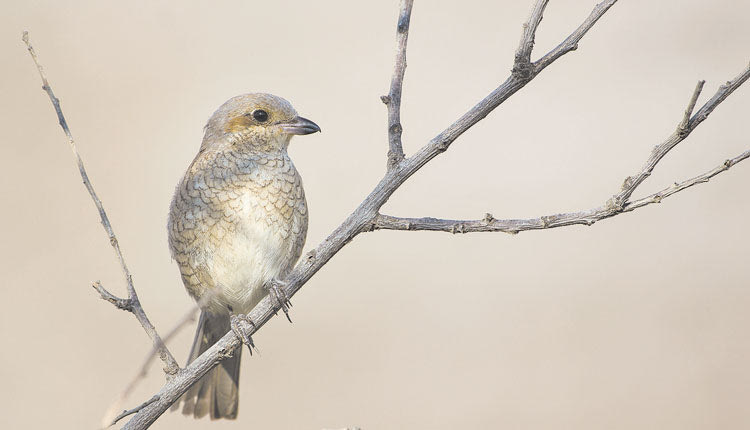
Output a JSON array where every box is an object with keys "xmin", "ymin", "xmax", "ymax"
[{"xmin": 173, "ymin": 311, "xmax": 241, "ymax": 419}]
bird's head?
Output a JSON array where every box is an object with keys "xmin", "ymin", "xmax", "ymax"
[{"xmin": 202, "ymin": 93, "xmax": 320, "ymax": 152}]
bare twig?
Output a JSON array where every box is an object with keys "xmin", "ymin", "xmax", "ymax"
[
  {"xmin": 373, "ymin": 148, "xmax": 750, "ymax": 234},
  {"xmin": 614, "ymin": 65, "xmax": 750, "ymax": 207},
  {"xmin": 534, "ymin": 0, "xmax": 618, "ymax": 74},
  {"xmin": 22, "ymin": 31, "xmax": 179, "ymax": 376},
  {"xmin": 93, "ymin": 281, "xmax": 132, "ymax": 311},
  {"xmin": 625, "ymin": 150, "xmax": 750, "ymax": 211},
  {"xmin": 383, "ymin": 0, "xmax": 414, "ymax": 170},
  {"xmin": 374, "ymin": 64, "xmax": 750, "ymax": 234},
  {"xmin": 679, "ymin": 80, "xmax": 705, "ymax": 132},
  {"xmin": 108, "ymin": 395, "xmax": 160, "ymax": 428},
  {"xmin": 513, "ymin": 0, "xmax": 549, "ymax": 77}
]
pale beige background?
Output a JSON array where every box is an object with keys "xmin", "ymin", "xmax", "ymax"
[{"xmin": 2, "ymin": 1, "xmax": 749, "ymax": 429}]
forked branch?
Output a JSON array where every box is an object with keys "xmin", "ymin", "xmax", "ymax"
[
  {"xmin": 375, "ymin": 65, "xmax": 750, "ymax": 234},
  {"xmin": 22, "ymin": 31, "xmax": 179, "ymax": 377}
]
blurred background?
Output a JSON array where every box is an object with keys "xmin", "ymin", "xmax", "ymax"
[{"xmin": 2, "ymin": 1, "xmax": 749, "ymax": 429}]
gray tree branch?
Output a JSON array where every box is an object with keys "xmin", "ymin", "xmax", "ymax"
[
  {"xmin": 22, "ymin": 32, "xmax": 179, "ymax": 377},
  {"xmin": 374, "ymin": 65, "xmax": 750, "ymax": 234},
  {"xmin": 373, "ymin": 148, "xmax": 750, "ymax": 234},
  {"xmin": 382, "ymin": 0, "xmax": 414, "ymax": 170}
]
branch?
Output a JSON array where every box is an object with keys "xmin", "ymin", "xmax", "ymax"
[
  {"xmin": 533, "ymin": 0, "xmax": 618, "ymax": 74},
  {"xmin": 374, "ymin": 149, "xmax": 750, "ymax": 234},
  {"xmin": 382, "ymin": 0, "xmax": 414, "ymax": 170},
  {"xmin": 108, "ymin": 396, "xmax": 160, "ymax": 428},
  {"xmin": 122, "ymin": 2, "xmax": 628, "ymax": 428},
  {"xmin": 101, "ymin": 304, "xmax": 201, "ymax": 428},
  {"xmin": 614, "ymin": 65, "xmax": 749, "ymax": 206},
  {"xmin": 374, "ymin": 64, "xmax": 750, "ymax": 234},
  {"xmin": 22, "ymin": 31, "xmax": 179, "ymax": 377},
  {"xmin": 513, "ymin": 0, "xmax": 549, "ymax": 77}
]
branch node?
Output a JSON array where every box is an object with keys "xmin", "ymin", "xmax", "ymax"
[
  {"xmin": 93, "ymin": 281, "xmax": 134, "ymax": 312},
  {"xmin": 397, "ymin": 15, "xmax": 410, "ymax": 33},
  {"xmin": 621, "ymin": 176, "xmax": 634, "ymax": 191},
  {"xmin": 436, "ymin": 139, "xmax": 450, "ymax": 152},
  {"xmin": 24, "ymin": 30, "xmax": 181, "ymax": 387},
  {"xmin": 605, "ymin": 197, "xmax": 625, "ymax": 213},
  {"xmin": 511, "ymin": 62, "xmax": 535, "ymax": 80},
  {"xmin": 514, "ymin": 0, "xmax": 549, "ymax": 76},
  {"xmin": 483, "ymin": 213, "xmax": 495, "ymax": 224},
  {"xmin": 380, "ymin": 95, "xmax": 391, "ymax": 105}
]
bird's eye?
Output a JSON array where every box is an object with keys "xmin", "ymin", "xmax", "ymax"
[{"xmin": 252, "ymin": 109, "xmax": 269, "ymax": 122}]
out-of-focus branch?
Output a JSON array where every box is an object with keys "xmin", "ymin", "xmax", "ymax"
[
  {"xmin": 101, "ymin": 303, "xmax": 201, "ymax": 428},
  {"xmin": 22, "ymin": 31, "xmax": 179, "ymax": 377},
  {"xmin": 382, "ymin": 0, "xmax": 414, "ymax": 170}
]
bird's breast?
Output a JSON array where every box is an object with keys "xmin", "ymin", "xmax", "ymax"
[{"xmin": 169, "ymin": 151, "xmax": 308, "ymax": 315}]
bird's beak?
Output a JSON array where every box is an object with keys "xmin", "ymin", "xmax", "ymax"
[{"xmin": 280, "ymin": 116, "xmax": 321, "ymax": 135}]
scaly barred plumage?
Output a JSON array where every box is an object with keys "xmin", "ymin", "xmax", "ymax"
[{"xmin": 167, "ymin": 93, "xmax": 319, "ymax": 420}]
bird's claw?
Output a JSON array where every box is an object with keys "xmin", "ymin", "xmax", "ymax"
[
  {"xmin": 230, "ymin": 314, "xmax": 256, "ymax": 355},
  {"xmin": 266, "ymin": 279, "xmax": 293, "ymax": 323}
]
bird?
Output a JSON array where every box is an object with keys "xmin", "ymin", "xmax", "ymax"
[{"xmin": 167, "ymin": 93, "xmax": 320, "ymax": 419}]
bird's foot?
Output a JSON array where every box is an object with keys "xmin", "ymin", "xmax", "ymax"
[
  {"xmin": 265, "ymin": 279, "xmax": 293, "ymax": 323},
  {"xmin": 230, "ymin": 314, "xmax": 256, "ymax": 355}
]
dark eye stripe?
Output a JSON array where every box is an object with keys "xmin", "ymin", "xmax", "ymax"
[{"xmin": 252, "ymin": 109, "xmax": 269, "ymax": 122}]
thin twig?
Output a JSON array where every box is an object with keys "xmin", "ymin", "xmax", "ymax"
[
  {"xmin": 406, "ymin": 0, "xmax": 619, "ymax": 164},
  {"xmin": 93, "ymin": 281, "xmax": 132, "ymax": 311},
  {"xmin": 373, "ymin": 64, "xmax": 750, "ymax": 234},
  {"xmin": 513, "ymin": 0, "xmax": 549, "ymax": 78},
  {"xmin": 108, "ymin": 396, "xmax": 160, "ymax": 428},
  {"xmin": 22, "ymin": 31, "xmax": 179, "ymax": 376},
  {"xmin": 373, "ymin": 148, "xmax": 750, "ymax": 234},
  {"xmin": 383, "ymin": 0, "xmax": 414, "ymax": 170},
  {"xmin": 625, "ymin": 149, "xmax": 750, "ymax": 211},
  {"xmin": 614, "ymin": 65, "xmax": 750, "ymax": 206},
  {"xmin": 534, "ymin": 0, "xmax": 618, "ymax": 74},
  {"xmin": 679, "ymin": 80, "xmax": 705, "ymax": 132}
]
